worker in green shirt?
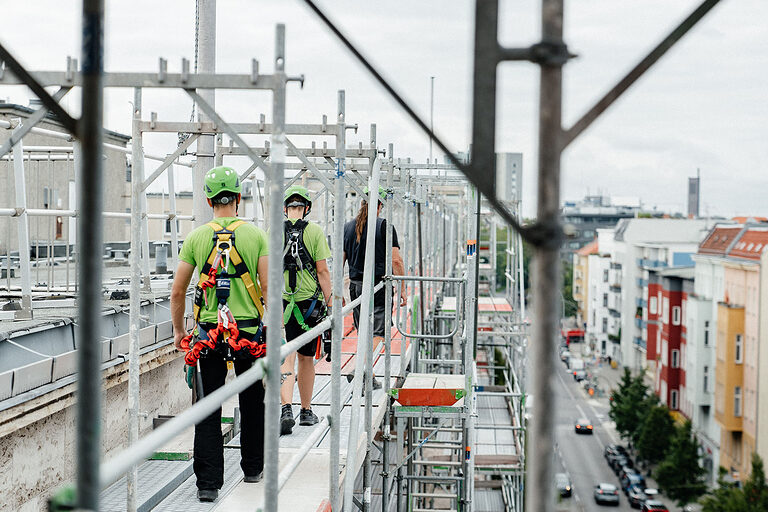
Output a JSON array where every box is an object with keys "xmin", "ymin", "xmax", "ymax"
[
  {"xmin": 171, "ymin": 166, "xmax": 269, "ymax": 502},
  {"xmin": 279, "ymin": 185, "xmax": 332, "ymax": 435}
]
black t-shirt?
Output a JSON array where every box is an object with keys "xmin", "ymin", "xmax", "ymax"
[{"xmin": 343, "ymin": 217, "xmax": 400, "ymax": 282}]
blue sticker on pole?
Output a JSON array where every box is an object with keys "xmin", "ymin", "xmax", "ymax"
[
  {"xmin": 467, "ymin": 239, "xmax": 477, "ymax": 257},
  {"xmin": 335, "ymin": 158, "xmax": 344, "ymax": 178}
]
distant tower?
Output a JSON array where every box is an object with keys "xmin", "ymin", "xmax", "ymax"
[{"xmin": 688, "ymin": 169, "xmax": 700, "ymax": 218}]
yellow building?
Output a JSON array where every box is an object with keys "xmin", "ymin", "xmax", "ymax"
[
  {"xmin": 572, "ymin": 240, "xmax": 598, "ymax": 325},
  {"xmin": 715, "ymin": 300, "xmax": 746, "ymax": 478}
]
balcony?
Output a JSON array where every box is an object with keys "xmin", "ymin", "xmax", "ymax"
[
  {"xmin": 636, "ymin": 298, "xmax": 647, "ymax": 308},
  {"xmin": 636, "ymin": 277, "xmax": 648, "ymax": 288},
  {"xmin": 638, "ymin": 258, "xmax": 668, "ymax": 269},
  {"xmin": 633, "ymin": 337, "xmax": 646, "ymax": 349},
  {"xmin": 635, "ymin": 317, "xmax": 646, "ymax": 329}
]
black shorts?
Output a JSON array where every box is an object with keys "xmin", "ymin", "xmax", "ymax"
[
  {"xmin": 284, "ymin": 298, "xmax": 325, "ymax": 357},
  {"xmin": 349, "ymin": 280, "xmax": 388, "ymax": 338}
]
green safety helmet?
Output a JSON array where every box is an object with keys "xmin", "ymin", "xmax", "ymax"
[
  {"xmin": 284, "ymin": 184, "xmax": 312, "ymax": 215},
  {"xmin": 364, "ymin": 186, "xmax": 387, "ymax": 203},
  {"xmin": 204, "ymin": 166, "xmax": 241, "ymax": 199}
]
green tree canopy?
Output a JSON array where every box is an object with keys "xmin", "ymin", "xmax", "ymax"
[
  {"xmin": 609, "ymin": 369, "xmax": 656, "ymax": 443},
  {"xmin": 655, "ymin": 420, "xmax": 707, "ymax": 506},
  {"xmin": 636, "ymin": 404, "xmax": 676, "ymax": 465}
]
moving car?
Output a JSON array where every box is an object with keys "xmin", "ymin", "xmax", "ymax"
[
  {"xmin": 554, "ymin": 472, "xmax": 572, "ymax": 497},
  {"xmin": 574, "ymin": 418, "xmax": 593, "ymax": 434},
  {"xmin": 641, "ymin": 500, "xmax": 669, "ymax": 512},
  {"xmin": 594, "ymin": 483, "xmax": 620, "ymax": 506}
]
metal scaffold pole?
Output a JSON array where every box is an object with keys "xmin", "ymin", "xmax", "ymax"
[
  {"xmin": 193, "ymin": 0, "xmax": 216, "ymax": 226},
  {"xmin": 126, "ymin": 87, "xmax": 144, "ymax": 512},
  {"xmin": 76, "ymin": 0, "xmax": 105, "ymax": 509},
  {"xmin": 381, "ymin": 143, "xmax": 394, "ymax": 512},
  {"xmin": 343, "ymin": 154, "xmax": 381, "ymax": 512},
  {"xmin": 264, "ymin": 24, "xmax": 287, "ymax": 512},
  {"xmin": 329, "ymin": 89, "xmax": 346, "ymax": 511},
  {"xmin": 526, "ymin": 1, "xmax": 564, "ymax": 511}
]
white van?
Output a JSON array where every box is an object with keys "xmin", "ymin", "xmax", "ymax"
[{"xmin": 568, "ymin": 358, "xmax": 585, "ymax": 371}]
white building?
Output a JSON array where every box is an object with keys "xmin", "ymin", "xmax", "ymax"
[
  {"xmin": 611, "ymin": 219, "xmax": 709, "ymax": 370},
  {"xmin": 587, "ymin": 229, "xmax": 617, "ymax": 357}
]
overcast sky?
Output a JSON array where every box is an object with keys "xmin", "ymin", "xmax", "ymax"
[{"xmin": 2, "ymin": 0, "xmax": 766, "ymax": 218}]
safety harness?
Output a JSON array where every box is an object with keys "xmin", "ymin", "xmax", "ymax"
[
  {"xmin": 282, "ymin": 219, "xmax": 323, "ymax": 331},
  {"xmin": 180, "ymin": 220, "xmax": 266, "ymax": 365}
]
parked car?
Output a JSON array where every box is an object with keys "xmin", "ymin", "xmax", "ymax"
[
  {"xmin": 626, "ymin": 485, "xmax": 646, "ymax": 508},
  {"xmin": 641, "ymin": 500, "xmax": 669, "ymax": 512},
  {"xmin": 604, "ymin": 444, "xmax": 628, "ymax": 459},
  {"xmin": 608, "ymin": 454, "xmax": 629, "ymax": 472},
  {"xmin": 574, "ymin": 369, "xmax": 587, "ymax": 381},
  {"xmin": 621, "ymin": 472, "xmax": 647, "ymax": 494},
  {"xmin": 594, "ymin": 483, "xmax": 620, "ymax": 506},
  {"xmin": 627, "ymin": 486, "xmax": 659, "ymax": 508},
  {"xmin": 554, "ymin": 472, "xmax": 572, "ymax": 497},
  {"xmin": 574, "ymin": 417, "xmax": 593, "ymax": 434},
  {"xmin": 560, "ymin": 350, "xmax": 571, "ymax": 363}
]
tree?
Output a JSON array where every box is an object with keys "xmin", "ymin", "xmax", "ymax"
[
  {"xmin": 609, "ymin": 369, "xmax": 656, "ymax": 444},
  {"xmin": 700, "ymin": 454, "xmax": 768, "ymax": 511},
  {"xmin": 562, "ymin": 261, "xmax": 578, "ymax": 318},
  {"xmin": 636, "ymin": 404, "xmax": 676, "ymax": 465},
  {"xmin": 743, "ymin": 453, "xmax": 768, "ymax": 510},
  {"xmin": 655, "ymin": 421, "xmax": 707, "ymax": 506},
  {"xmin": 700, "ymin": 467, "xmax": 748, "ymax": 512}
]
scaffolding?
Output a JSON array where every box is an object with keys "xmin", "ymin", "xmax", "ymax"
[{"xmin": 0, "ymin": 0, "xmax": 725, "ymax": 511}]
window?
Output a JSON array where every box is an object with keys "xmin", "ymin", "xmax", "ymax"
[
  {"xmin": 704, "ymin": 321, "xmax": 710, "ymax": 346},
  {"xmin": 671, "ymin": 350, "xmax": 680, "ymax": 368},
  {"xmin": 734, "ymin": 386, "xmax": 742, "ymax": 417},
  {"xmin": 703, "ymin": 366, "xmax": 709, "ymax": 393},
  {"xmin": 670, "ymin": 390, "xmax": 679, "ymax": 410},
  {"xmin": 603, "ymin": 270, "xmax": 609, "ymax": 283},
  {"xmin": 602, "ymin": 317, "xmax": 608, "ymax": 333},
  {"xmin": 126, "ymin": 162, "xmax": 132, "ymax": 182},
  {"xmin": 672, "ymin": 306, "xmax": 681, "ymax": 325},
  {"xmin": 603, "ymin": 293, "xmax": 608, "ymax": 307},
  {"xmin": 649, "ymin": 296, "xmax": 658, "ymax": 315},
  {"xmin": 165, "ymin": 218, "xmax": 180, "ymax": 235},
  {"xmin": 662, "ymin": 297, "xmax": 670, "ymax": 324},
  {"xmin": 735, "ymin": 334, "xmax": 743, "ymax": 364}
]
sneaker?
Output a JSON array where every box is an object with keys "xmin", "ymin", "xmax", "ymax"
[
  {"xmin": 299, "ymin": 408, "xmax": 319, "ymax": 426},
  {"xmin": 197, "ymin": 489, "xmax": 218, "ymax": 502},
  {"xmin": 280, "ymin": 404, "xmax": 295, "ymax": 436},
  {"xmin": 243, "ymin": 472, "xmax": 263, "ymax": 483}
]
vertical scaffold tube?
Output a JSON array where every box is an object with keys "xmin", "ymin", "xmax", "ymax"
[
  {"xmin": 329, "ymin": 89, "xmax": 346, "ymax": 511},
  {"xmin": 264, "ymin": 24, "xmax": 287, "ymax": 512},
  {"xmin": 343, "ymin": 155, "xmax": 382, "ymax": 512},
  {"xmin": 76, "ymin": 0, "xmax": 104, "ymax": 509},
  {"xmin": 363, "ymin": 124, "xmax": 377, "ymax": 512},
  {"xmin": 381, "ymin": 144, "xmax": 394, "ymax": 512},
  {"xmin": 526, "ymin": 1, "xmax": 564, "ymax": 511},
  {"xmin": 126, "ymin": 87, "xmax": 144, "ymax": 512},
  {"xmin": 193, "ymin": 0, "xmax": 216, "ymax": 226}
]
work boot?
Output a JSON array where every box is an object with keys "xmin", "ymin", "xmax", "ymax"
[
  {"xmin": 243, "ymin": 472, "xmax": 263, "ymax": 483},
  {"xmin": 197, "ymin": 489, "xmax": 218, "ymax": 502},
  {"xmin": 299, "ymin": 408, "xmax": 319, "ymax": 426},
  {"xmin": 280, "ymin": 404, "xmax": 295, "ymax": 435}
]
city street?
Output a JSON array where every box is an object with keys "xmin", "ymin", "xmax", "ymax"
[{"xmin": 554, "ymin": 357, "xmax": 636, "ymax": 511}]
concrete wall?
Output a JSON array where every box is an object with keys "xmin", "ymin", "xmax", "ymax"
[{"xmin": 0, "ymin": 354, "xmax": 188, "ymax": 511}]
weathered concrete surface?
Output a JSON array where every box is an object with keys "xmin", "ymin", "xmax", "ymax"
[{"xmin": 0, "ymin": 348, "xmax": 188, "ymax": 511}]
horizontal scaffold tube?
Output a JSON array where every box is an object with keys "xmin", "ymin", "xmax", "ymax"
[{"xmin": 99, "ymin": 281, "xmax": 383, "ymax": 489}]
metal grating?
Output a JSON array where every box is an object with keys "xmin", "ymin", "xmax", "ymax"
[{"xmin": 101, "ymin": 459, "xmax": 193, "ymax": 512}]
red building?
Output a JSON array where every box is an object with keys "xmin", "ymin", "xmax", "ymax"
[{"xmin": 646, "ymin": 267, "xmax": 694, "ymax": 414}]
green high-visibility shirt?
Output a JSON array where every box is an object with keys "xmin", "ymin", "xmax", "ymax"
[
  {"xmin": 281, "ymin": 218, "xmax": 331, "ymax": 302},
  {"xmin": 179, "ymin": 217, "xmax": 268, "ymax": 333}
]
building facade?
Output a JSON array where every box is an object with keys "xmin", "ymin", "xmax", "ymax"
[
  {"xmin": 573, "ymin": 240, "xmax": 597, "ymax": 328},
  {"xmin": 561, "ymin": 195, "xmax": 639, "ymax": 261}
]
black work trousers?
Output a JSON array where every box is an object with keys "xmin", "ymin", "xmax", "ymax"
[{"xmin": 193, "ymin": 354, "xmax": 265, "ymax": 490}]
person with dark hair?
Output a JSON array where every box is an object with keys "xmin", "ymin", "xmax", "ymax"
[
  {"xmin": 279, "ymin": 185, "xmax": 332, "ymax": 435},
  {"xmin": 171, "ymin": 166, "xmax": 268, "ymax": 502},
  {"xmin": 343, "ymin": 186, "xmax": 406, "ymax": 388}
]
